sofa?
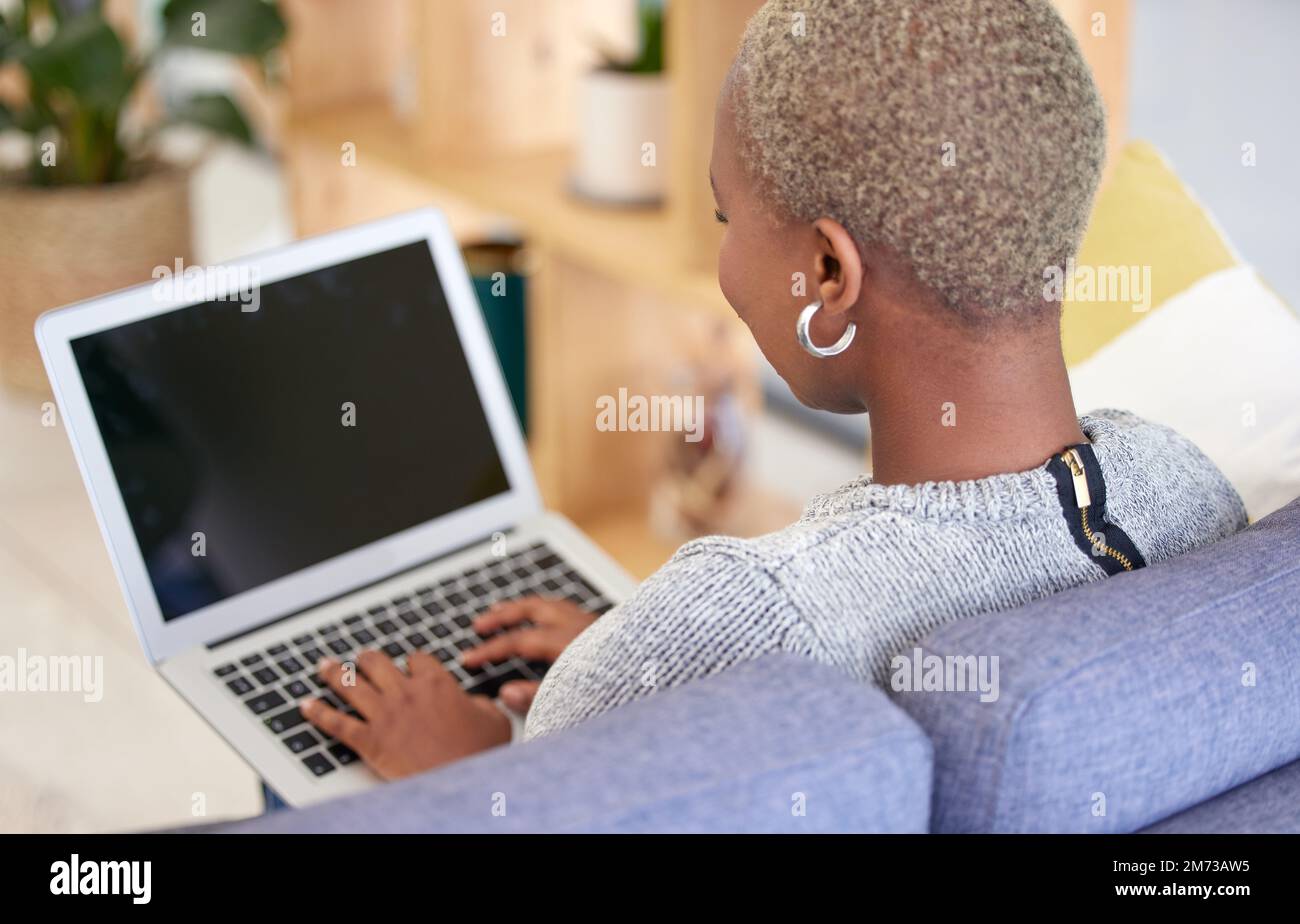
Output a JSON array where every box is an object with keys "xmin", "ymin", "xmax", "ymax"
[{"xmin": 193, "ymin": 497, "xmax": 1300, "ymax": 834}]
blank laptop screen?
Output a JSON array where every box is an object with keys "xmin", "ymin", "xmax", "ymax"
[{"xmin": 71, "ymin": 240, "xmax": 510, "ymax": 621}]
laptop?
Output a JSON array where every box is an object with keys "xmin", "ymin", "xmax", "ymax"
[{"xmin": 35, "ymin": 209, "xmax": 636, "ymax": 806}]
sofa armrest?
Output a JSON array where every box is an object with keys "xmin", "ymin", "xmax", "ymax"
[
  {"xmin": 895, "ymin": 498, "xmax": 1300, "ymax": 833},
  {"xmin": 188, "ymin": 654, "xmax": 932, "ymax": 833}
]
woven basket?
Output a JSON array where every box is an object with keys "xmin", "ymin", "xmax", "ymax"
[{"xmin": 0, "ymin": 166, "xmax": 193, "ymax": 393}]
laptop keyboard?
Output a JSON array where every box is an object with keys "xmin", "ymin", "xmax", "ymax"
[{"xmin": 209, "ymin": 541, "xmax": 613, "ymax": 779}]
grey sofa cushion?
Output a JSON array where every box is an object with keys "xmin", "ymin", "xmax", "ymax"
[
  {"xmin": 1142, "ymin": 757, "xmax": 1300, "ymax": 834},
  {"xmin": 193, "ymin": 654, "xmax": 932, "ymax": 833}
]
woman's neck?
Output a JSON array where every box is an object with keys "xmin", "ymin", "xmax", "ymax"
[{"xmin": 864, "ymin": 321, "xmax": 1085, "ymax": 486}]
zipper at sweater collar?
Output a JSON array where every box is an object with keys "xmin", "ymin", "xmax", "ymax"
[{"xmin": 1049, "ymin": 443, "xmax": 1147, "ymax": 576}]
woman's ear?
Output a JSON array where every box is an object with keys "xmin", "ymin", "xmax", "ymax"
[{"xmin": 812, "ymin": 217, "xmax": 864, "ymax": 319}]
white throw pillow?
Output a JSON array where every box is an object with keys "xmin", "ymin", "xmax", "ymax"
[{"xmin": 1069, "ymin": 265, "xmax": 1300, "ymax": 521}]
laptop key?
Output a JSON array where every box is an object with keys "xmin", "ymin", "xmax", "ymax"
[
  {"xmin": 277, "ymin": 657, "xmax": 304, "ymax": 675},
  {"xmin": 375, "ymin": 619, "xmax": 399, "ymax": 636},
  {"xmin": 328, "ymin": 743, "xmax": 359, "ymax": 765},
  {"xmin": 406, "ymin": 631, "xmax": 429, "ymax": 649},
  {"xmin": 564, "ymin": 572, "xmax": 599, "ymax": 596},
  {"xmin": 382, "ymin": 641, "xmax": 405, "ymax": 659},
  {"xmin": 301, "ymin": 647, "xmax": 324, "ymax": 665},
  {"xmin": 327, "ymin": 638, "xmax": 352, "ymax": 655},
  {"xmin": 283, "ymin": 730, "xmax": 319, "ymax": 754},
  {"xmin": 352, "ymin": 628, "xmax": 376, "ymax": 645},
  {"xmin": 434, "ymin": 647, "xmax": 455, "ymax": 663},
  {"xmin": 240, "ymin": 653, "xmax": 263, "ymax": 667},
  {"xmin": 431, "ymin": 623, "xmax": 452, "ymax": 639},
  {"xmin": 225, "ymin": 676, "xmax": 254, "ymax": 696},
  {"xmin": 213, "ymin": 663, "xmax": 238, "ymax": 677},
  {"xmin": 397, "ymin": 610, "xmax": 421, "ymax": 626},
  {"xmin": 291, "ymin": 634, "xmax": 314, "ymax": 646},
  {"xmin": 265, "ymin": 707, "xmax": 306, "ymax": 734},
  {"xmin": 452, "ymin": 614, "xmax": 472, "ymax": 629},
  {"xmin": 302, "ymin": 752, "xmax": 336, "ymax": 777},
  {"xmin": 252, "ymin": 667, "xmax": 279, "ymax": 685},
  {"xmin": 342, "ymin": 614, "xmax": 363, "ymax": 625},
  {"xmin": 317, "ymin": 622, "xmax": 338, "ymax": 635},
  {"xmin": 246, "ymin": 691, "xmax": 286, "ymax": 715},
  {"xmin": 285, "ymin": 679, "xmax": 311, "ymax": 698},
  {"xmin": 267, "ymin": 643, "xmax": 289, "ymax": 656},
  {"xmin": 367, "ymin": 606, "xmax": 387, "ymax": 617}
]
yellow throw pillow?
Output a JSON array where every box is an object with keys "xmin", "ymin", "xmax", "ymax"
[
  {"xmin": 1061, "ymin": 141, "xmax": 1239, "ymax": 366},
  {"xmin": 1065, "ymin": 140, "xmax": 1300, "ymax": 520}
]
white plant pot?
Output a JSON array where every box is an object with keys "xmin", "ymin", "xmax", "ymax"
[{"xmin": 572, "ymin": 69, "xmax": 669, "ymax": 206}]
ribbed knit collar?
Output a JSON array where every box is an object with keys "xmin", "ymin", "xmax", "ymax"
[{"xmin": 800, "ymin": 413, "xmax": 1135, "ymax": 523}]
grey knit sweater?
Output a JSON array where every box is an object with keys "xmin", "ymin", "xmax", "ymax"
[{"xmin": 524, "ymin": 410, "xmax": 1247, "ymax": 739}]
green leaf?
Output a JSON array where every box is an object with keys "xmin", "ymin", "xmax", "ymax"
[
  {"xmin": 161, "ymin": 0, "xmax": 286, "ymax": 58},
  {"xmin": 167, "ymin": 91, "xmax": 253, "ymax": 144},
  {"xmin": 14, "ymin": 11, "xmax": 131, "ymax": 114},
  {"xmin": 599, "ymin": 0, "xmax": 665, "ymax": 74},
  {"xmin": 0, "ymin": 8, "xmax": 16, "ymax": 61},
  {"xmin": 633, "ymin": 0, "xmax": 664, "ymax": 74}
]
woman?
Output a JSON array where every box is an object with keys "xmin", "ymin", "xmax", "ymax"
[{"xmin": 300, "ymin": 0, "xmax": 1246, "ymax": 778}]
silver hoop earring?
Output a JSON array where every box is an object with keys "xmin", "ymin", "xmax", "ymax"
[{"xmin": 796, "ymin": 301, "xmax": 856, "ymax": 358}]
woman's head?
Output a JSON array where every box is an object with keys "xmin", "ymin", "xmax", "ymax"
[{"xmin": 710, "ymin": 0, "xmax": 1106, "ymax": 413}]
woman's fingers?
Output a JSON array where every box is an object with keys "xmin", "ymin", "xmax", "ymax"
[
  {"xmin": 317, "ymin": 656, "xmax": 382, "ymax": 718},
  {"xmin": 499, "ymin": 679, "xmax": 541, "ymax": 715},
  {"xmin": 458, "ymin": 633, "xmax": 515, "ymax": 666},
  {"xmin": 405, "ymin": 648, "xmax": 450, "ymax": 681},
  {"xmin": 356, "ymin": 649, "xmax": 406, "ymax": 695},
  {"xmin": 300, "ymin": 697, "xmax": 370, "ymax": 752},
  {"xmin": 460, "ymin": 627, "xmax": 563, "ymax": 667},
  {"xmin": 472, "ymin": 599, "xmax": 542, "ymax": 635}
]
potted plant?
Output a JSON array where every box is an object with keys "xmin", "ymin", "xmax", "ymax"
[
  {"xmin": 0, "ymin": 0, "xmax": 286, "ymax": 392},
  {"xmin": 571, "ymin": 0, "xmax": 666, "ymax": 206}
]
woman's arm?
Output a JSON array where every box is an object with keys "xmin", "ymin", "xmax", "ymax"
[{"xmin": 524, "ymin": 540, "xmax": 800, "ymax": 739}]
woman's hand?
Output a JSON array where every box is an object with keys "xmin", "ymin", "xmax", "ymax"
[
  {"xmin": 462, "ymin": 597, "xmax": 598, "ymax": 714},
  {"xmin": 300, "ymin": 650, "xmax": 510, "ymax": 781}
]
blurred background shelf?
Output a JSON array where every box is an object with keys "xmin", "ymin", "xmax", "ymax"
[{"xmin": 284, "ymin": 102, "xmax": 730, "ymax": 318}]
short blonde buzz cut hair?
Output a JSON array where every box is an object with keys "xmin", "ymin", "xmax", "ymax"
[{"xmin": 728, "ymin": 0, "xmax": 1107, "ymax": 321}]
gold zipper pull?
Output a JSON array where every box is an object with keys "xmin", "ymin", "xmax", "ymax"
[{"xmin": 1062, "ymin": 449, "xmax": 1091, "ymax": 508}]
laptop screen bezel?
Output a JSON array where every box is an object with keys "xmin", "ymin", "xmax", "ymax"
[{"xmin": 36, "ymin": 208, "xmax": 542, "ymax": 664}]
